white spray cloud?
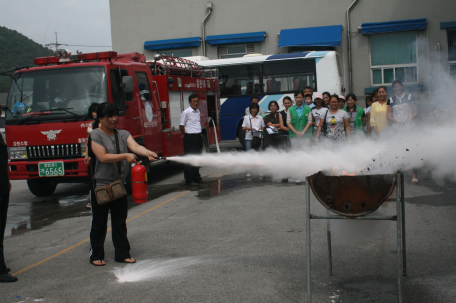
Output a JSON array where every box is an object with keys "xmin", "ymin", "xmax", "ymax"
[
  {"xmin": 112, "ymin": 257, "xmax": 204, "ymax": 283},
  {"xmin": 168, "ymin": 121, "xmax": 456, "ymax": 181}
]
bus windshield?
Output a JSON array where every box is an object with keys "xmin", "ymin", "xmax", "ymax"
[
  {"xmin": 217, "ymin": 59, "xmax": 316, "ymax": 97},
  {"xmin": 5, "ymin": 66, "xmax": 107, "ymax": 123}
]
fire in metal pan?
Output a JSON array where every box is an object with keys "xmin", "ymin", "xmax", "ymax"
[{"xmin": 308, "ymin": 172, "xmax": 396, "ymax": 217}]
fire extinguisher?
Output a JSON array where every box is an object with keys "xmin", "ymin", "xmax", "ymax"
[{"xmin": 131, "ymin": 162, "xmax": 148, "ymax": 203}]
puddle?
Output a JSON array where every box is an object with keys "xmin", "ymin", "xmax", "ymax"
[
  {"xmin": 197, "ymin": 179, "xmax": 232, "ymax": 198},
  {"xmin": 5, "ymin": 194, "xmax": 91, "ymax": 238}
]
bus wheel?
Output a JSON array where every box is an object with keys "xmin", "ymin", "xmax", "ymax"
[
  {"xmin": 200, "ymin": 134, "xmax": 209, "ymax": 154},
  {"xmin": 27, "ymin": 179, "xmax": 57, "ymax": 196},
  {"xmin": 238, "ymin": 128, "xmax": 246, "ymax": 149}
]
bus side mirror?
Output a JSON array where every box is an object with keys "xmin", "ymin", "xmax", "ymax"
[{"xmin": 121, "ymin": 76, "xmax": 134, "ymax": 94}]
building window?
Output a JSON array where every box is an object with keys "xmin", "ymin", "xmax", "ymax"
[
  {"xmin": 448, "ymin": 29, "xmax": 456, "ymax": 78},
  {"xmin": 158, "ymin": 49, "xmax": 192, "ymax": 57},
  {"xmin": 219, "ymin": 44, "xmax": 254, "ymax": 59},
  {"xmin": 370, "ymin": 31, "xmax": 418, "ymax": 85}
]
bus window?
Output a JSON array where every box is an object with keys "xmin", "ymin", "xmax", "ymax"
[
  {"xmin": 263, "ymin": 74, "xmax": 288, "ymax": 93},
  {"xmin": 263, "ymin": 60, "xmax": 316, "ymax": 92},
  {"xmin": 218, "ymin": 65, "xmax": 261, "ymax": 97},
  {"xmin": 289, "ymin": 73, "xmax": 316, "ymax": 91},
  {"xmin": 217, "ymin": 59, "xmax": 316, "ymax": 97}
]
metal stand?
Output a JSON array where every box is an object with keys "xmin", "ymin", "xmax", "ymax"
[{"xmin": 306, "ymin": 172, "xmax": 406, "ymax": 303}]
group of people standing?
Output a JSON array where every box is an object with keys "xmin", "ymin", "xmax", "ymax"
[{"xmin": 242, "ymin": 80, "xmax": 419, "ymax": 183}]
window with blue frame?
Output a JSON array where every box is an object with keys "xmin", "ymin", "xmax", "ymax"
[
  {"xmin": 370, "ymin": 31, "xmax": 418, "ymax": 85},
  {"xmin": 219, "ymin": 44, "xmax": 255, "ymax": 59},
  {"xmin": 158, "ymin": 49, "xmax": 192, "ymax": 57}
]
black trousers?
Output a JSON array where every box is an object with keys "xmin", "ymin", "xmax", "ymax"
[
  {"xmin": 89, "ymin": 190, "xmax": 131, "ymax": 262},
  {"xmin": 183, "ymin": 133, "xmax": 203, "ymax": 182},
  {"xmin": 0, "ymin": 193, "xmax": 9, "ymax": 274}
]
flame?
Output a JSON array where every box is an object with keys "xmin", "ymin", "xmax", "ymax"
[
  {"xmin": 331, "ymin": 166, "xmax": 356, "ymax": 176},
  {"xmin": 342, "ymin": 171, "xmax": 356, "ymax": 176}
]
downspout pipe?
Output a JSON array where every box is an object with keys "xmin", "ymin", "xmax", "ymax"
[
  {"xmin": 346, "ymin": 0, "xmax": 360, "ymax": 93},
  {"xmin": 201, "ymin": 5, "xmax": 213, "ymax": 57}
]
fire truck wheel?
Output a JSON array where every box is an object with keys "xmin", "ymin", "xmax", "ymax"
[
  {"xmin": 27, "ymin": 179, "xmax": 57, "ymax": 196},
  {"xmin": 200, "ymin": 134, "xmax": 209, "ymax": 154},
  {"xmin": 238, "ymin": 128, "xmax": 246, "ymax": 149}
]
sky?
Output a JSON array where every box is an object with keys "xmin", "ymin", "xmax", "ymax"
[{"xmin": 0, "ymin": 0, "xmax": 112, "ymax": 54}]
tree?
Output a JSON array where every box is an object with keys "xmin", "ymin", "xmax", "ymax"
[{"xmin": 0, "ymin": 26, "xmax": 54, "ymax": 92}]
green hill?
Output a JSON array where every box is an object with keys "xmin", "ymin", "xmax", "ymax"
[{"xmin": 0, "ymin": 26, "xmax": 54, "ymax": 92}]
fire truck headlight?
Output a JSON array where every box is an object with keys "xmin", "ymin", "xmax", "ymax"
[
  {"xmin": 80, "ymin": 143, "xmax": 87, "ymax": 156},
  {"xmin": 8, "ymin": 147, "xmax": 28, "ymax": 160},
  {"xmin": 177, "ymin": 78, "xmax": 182, "ymax": 88}
]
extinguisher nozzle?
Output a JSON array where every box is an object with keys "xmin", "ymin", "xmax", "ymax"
[{"xmin": 152, "ymin": 156, "xmax": 167, "ymax": 161}]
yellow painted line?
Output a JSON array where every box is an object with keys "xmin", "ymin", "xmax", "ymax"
[
  {"xmin": 12, "ymin": 173, "xmax": 228, "ymax": 277},
  {"xmin": 126, "ymin": 190, "xmax": 193, "ymax": 223},
  {"xmin": 12, "ymin": 190, "xmax": 193, "ymax": 276},
  {"xmin": 12, "ymin": 238, "xmax": 90, "ymax": 276}
]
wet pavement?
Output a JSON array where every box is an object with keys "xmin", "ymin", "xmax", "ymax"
[
  {"xmin": 5, "ymin": 141, "xmax": 243, "ymax": 239},
  {"xmin": 2, "ymin": 142, "xmax": 456, "ymax": 302}
]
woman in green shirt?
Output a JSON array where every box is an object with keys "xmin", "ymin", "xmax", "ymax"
[{"xmin": 343, "ymin": 93, "xmax": 366, "ymax": 138}]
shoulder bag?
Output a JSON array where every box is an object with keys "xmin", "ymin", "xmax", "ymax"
[
  {"xmin": 319, "ymin": 110, "xmax": 329, "ymax": 137},
  {"xmin": 249, "ymin": 116, "xmax": 262, "ymax": 148},
  {"xmin": 89, "ymin": 129, "xmax": 127, "ymax": 205}
]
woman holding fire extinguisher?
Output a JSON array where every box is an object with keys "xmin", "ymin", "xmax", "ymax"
[{"xmin": 87, "ymin": 102, "xmax": 158, "ymax": 266}]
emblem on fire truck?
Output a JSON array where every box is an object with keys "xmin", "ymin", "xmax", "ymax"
[{"xmin": 41, "ymin": 129, "xmax": 62, "ymax": 141}]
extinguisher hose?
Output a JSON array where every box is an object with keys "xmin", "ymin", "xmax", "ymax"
[{"xmin": 208, "ymin": 117, "xmax": 220, "ymax": 153}]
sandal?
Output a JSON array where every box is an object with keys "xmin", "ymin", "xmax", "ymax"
[
  {"xmin": 115, "ymin": 258, "xmax": 136, "ymax": 264},
  {"xmin": 90, "ymin": 260, "xmax": 105, "ymax": 266}
]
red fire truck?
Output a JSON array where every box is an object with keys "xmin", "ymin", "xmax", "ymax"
[{"xmin": 3, "ymin": 50, "xmax": 220, "ymax": 196}]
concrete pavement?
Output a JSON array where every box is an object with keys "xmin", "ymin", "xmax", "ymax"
[{"xmin": 1, "ymin": 159, "xmax": 456, "ymax": 302}]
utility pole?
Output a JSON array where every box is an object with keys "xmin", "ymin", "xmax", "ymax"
[{"xmin": 45, "ymin": 32, "xmax": 68, "ymax": 50}]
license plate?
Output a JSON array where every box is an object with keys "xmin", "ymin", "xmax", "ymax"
[{"xmin": 38, "ymin": 161, "xmax": 64, "ymax": 177}]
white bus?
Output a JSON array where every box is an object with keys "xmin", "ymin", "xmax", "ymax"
[{"xmin": 197, "ymin": 51, "xmax": 343, "ymax": 144}]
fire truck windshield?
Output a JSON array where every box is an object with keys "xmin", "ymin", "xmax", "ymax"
[{"xmin": 5, "ymin": 66, "xmax": 107, "ymax": 124}]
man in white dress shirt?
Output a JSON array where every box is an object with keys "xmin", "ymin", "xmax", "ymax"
[
  {"xmin": 245, "ymin": 96, "xmax": 265, "ymax": 116},
  {"xmin": 179, "ymin": 94, "xmax": 203, "ymax": 185}
]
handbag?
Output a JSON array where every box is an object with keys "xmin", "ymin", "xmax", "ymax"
[
  {"xmin": 249, "ymin": 117, "xmax": 262, "ymax": 148},
  {"xmin": 319, "ymin": 110, "xmax": 329, "ymax": 137},
  {"xmin": 89, "ymin": 129, "xmax": 127, "ymax": 205}
]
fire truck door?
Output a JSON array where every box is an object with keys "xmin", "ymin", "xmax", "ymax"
[
  {"xmin": 134, "ymin": 70, "xmax": 162, "ymax": 152},
  {"xmin": 109, "ymin": 68, "xmax": 142, "ymax": 137}
]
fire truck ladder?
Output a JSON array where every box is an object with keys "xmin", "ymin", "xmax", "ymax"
[{"xmin": 157, "ymin": 55, "xmax": 203, "ymax": 77}]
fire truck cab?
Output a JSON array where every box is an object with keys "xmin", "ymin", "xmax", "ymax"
[{"xmin": 4, "ymin": 50, "xmax": 221, "ymax": 196}]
